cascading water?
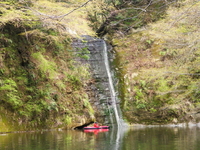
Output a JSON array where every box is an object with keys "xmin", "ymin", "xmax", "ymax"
[
  {"xmin": 72, "ymin": 36, "xmax": 127, "ymax": 128},
  {"xmin": 102, "ymin": 41, "xmax": 121, "ymax": 128}
]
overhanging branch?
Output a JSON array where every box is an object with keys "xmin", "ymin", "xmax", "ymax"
[
  {"xmin": 58, "ymin": 0, "xmax": 93, "ymax": 21},
  {"xmin": 28, "ymin": 0, "xmax": 92, "ymax": 21}
]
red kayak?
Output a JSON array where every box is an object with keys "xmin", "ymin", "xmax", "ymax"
[
  {"xmin": 83, "ymin": 126, "xmax": 110, "ymax": 130},
  {"xmin": 84, "ymin": 129, "xmax": 109, "ymax": 134}
]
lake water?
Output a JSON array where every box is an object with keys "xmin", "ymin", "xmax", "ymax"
[{"xmin": 1, "ymin": 125, "xmax": 200, "ymax": 150}]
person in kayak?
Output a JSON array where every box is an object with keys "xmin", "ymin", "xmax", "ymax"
[{"xmin": 93, "ymin": 122, "xmax": 100, "ymax": 128}]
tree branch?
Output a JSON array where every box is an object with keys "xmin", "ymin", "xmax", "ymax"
[
  {"xmin": 111, "ymin": 0, "xmax": 153, "ymax": 26},
  {"xmin": 58, "ymin": 0, "xmax": 93, "ymax": 21},
  {"xmin": 166, "ymin": 1, "xmax": 199, "ymax": 31},
  {"xmin": 165, "ymin": 72, "xmax": 200, "ymax": 76},
  {"xmin": 27, "ymin": 0, "xmax": 92, "ymax": 21}
]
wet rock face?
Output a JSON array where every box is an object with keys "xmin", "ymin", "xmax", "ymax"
[{"xmin": 72, "ymin": 36, "xmax": 114, "ymax": 124}]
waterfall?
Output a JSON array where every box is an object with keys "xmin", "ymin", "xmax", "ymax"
[
  {"xmin": 72, "ymin": 36, "xmax": 127, "ymax": 128},
  {"xmin": 102, "ymin": 41, "xmax": 121, "ymax": 128}
]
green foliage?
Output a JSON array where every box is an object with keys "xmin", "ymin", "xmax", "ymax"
[
  {"xmin": 82, "ymin": 94, "xmax": 94, "ymax": 115},
  {"xmin": 186, "ymin": 81, "xmax": 200, "ymax": 102},
  {"xmin": 66, "ymin": 74, "xmax": 81, "ymax": 90},
  {"xmin": 159, "ymin": 49, "xmax": 177, "ymax": 60},
  {"xmin": 155, "ymin": 78, "xmax": 170, "ymax": 92},
  {"xmin": 135, "ymin": 87, "xmax": 144, "ymax": 100},
  {"xmin": 136, "ymin": 103, "xmax": 146, "ymax": 109},
  {"xmin": 32, "ymin": 52, "xmax": 57, "ymax": 79},
  {"xmin": 0, "ymin": 69, "xmax": 4, "ymax": 75},
  {"xmin": 176, "ymin": 25, "xmax": 192, "ymax": 33},
  {"xmin": 65, "ymin": 62, "xmax": 91, "ymax": 90},
  {"xmin": 75, "ymin": 47, "xmax": 90, "ymax": 60},
  {"xmin": 64, "ymin": 116, "xmax": 72, "ymax": 125},
  {"xmin": 0, "ymin": 79, "xmax": 17, "ymax": 91},
  {"xmin": 0, "ymin": 79, "xmax": 22, "ymax": 109}
]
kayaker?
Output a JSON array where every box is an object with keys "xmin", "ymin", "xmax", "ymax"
[{"xmin": 93, "ymin": 122, "xmax": 99, "ymax": 128}]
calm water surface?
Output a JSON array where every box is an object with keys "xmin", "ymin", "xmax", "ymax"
[{"xmin": 1, "ymin": 125, "xmax": 200, "ymax": 150}]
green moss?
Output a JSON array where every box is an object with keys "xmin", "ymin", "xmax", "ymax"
[{"xmin": 31, "ymin": 52, "xmax": 57, "ymax": 79}]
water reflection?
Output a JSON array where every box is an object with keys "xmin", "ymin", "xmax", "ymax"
[
  {"xmin": 1, "ymin": 125, "xmax": 200, "ymax": 150},
  {"xmin": 122, "ymin": 126, "xmax": 200, "ymax": 150}
]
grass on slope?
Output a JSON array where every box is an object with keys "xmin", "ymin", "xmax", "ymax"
[{"xmin": 113, "ymin": 0, "xmax": 200, "ymax": 124}]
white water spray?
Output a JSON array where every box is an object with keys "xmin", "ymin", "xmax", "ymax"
[{"xmin": 102, "ymin": 41, "xmax": 122, "ymax": 128}]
